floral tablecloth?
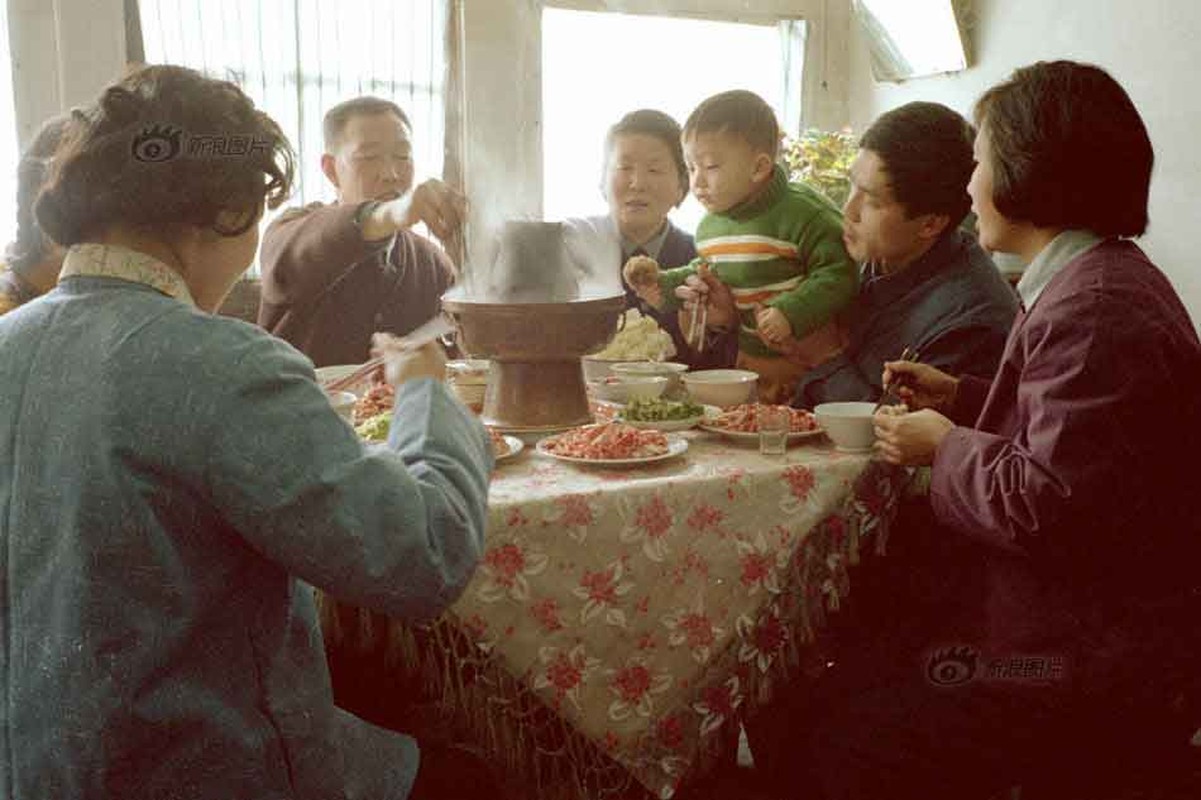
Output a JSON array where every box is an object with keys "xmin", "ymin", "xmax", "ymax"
[{"xmin": 321, "ymin": 430, "xmax": 905, "ymax": 799}]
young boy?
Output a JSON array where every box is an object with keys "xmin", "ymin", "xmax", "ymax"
[{"xmin": 624, "ymin": 90, "xmax": 856, "ymax": 403}]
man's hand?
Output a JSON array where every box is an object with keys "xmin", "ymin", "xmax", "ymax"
[
  {"xmin": 372, "ymin": 333, "xmax": 447, "ymax": 386},
  {"xmin": 873, "ymin": 407, "xmax": 954, "ymax": 466},
  {"xmin": 362, "ymin": 179, "xmax": 467, "ymax": 242},
  {"xmin": 754, "ymin": 305, "xmax": 792, "ymax": 346},
  {"xmin": 675, "ymin": 261, "xmax": 738, "ymax": 334}
]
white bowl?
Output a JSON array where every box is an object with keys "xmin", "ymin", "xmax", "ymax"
[
  {"xmin": 681, "ymin": 369, "xmax": 758, "ymax": 408},
  {"xmin": 325, "ymin": 389, "xmax": 357, "ymax": 424},
  {"xmin": 581, "ymin": 355, "xmax": 625, "ymax": 382},
  {"xmin": 611, "ymin": 361, "xmax": 689, "ymax": 396},
  {"xmin": 588, "ymin": 375, "xmax": 669, "ymax": 403},
  {"xmin": 814, "ymin": 401, "xmax": 877, "ymax": 453}
]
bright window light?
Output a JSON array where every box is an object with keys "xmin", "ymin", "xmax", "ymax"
[
  {"xmin": 0, "ymin": 2, "xmax": 19, "ymax": 247},
  {"xmin": 542, "ymin": 8, "xmax": 794, "ymax": 234}
]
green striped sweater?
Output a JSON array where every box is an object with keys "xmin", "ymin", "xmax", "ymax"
[{"xmin": 659, "ymin": 165, "xmax": 856, "ymax": 358}]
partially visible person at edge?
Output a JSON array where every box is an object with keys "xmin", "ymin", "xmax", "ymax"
[
  {"xmin": 0, "ymin": 115, "xmax": 72, "ymax": 315},
  {"xmin": 1, "ymin": 64, "xmax": 493, "ymax": 800},
  {"xmin": 789, "ymin": 101, "xmax": 1018, "ymax": 408},
  {"xmin": 784, "ymin": 61, "xmax": 1201, "ymax": 799},
  {"xmin": 625, "ymin": 89, "xmax": 857, "ymax": 403},
  {"xmin": 569, "ymin": 108, "xmax": 737, "ymax": 368},
  {"xmin": 258, "ymin": 96, "xmax": 464, "ymax": 367}
]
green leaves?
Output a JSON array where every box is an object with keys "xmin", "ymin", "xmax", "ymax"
[{"xmin": 782, "ymin": 129, "xmax": 858, "ymax": 209}]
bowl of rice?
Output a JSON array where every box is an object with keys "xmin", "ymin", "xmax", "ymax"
[{"xmin": 582, "ymin": 308, "xmax": 676, "ymax": 381}]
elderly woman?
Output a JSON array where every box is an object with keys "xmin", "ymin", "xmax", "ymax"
[
  {"xmin": 765, "ymin": 62, "xmax": 1201, "ymax": 799},
  {"xmin": 0, "ymin": 114, "xmax": 71, "ymax": 314},
  {"xmin": 572, "ymin": 108, "xmax": 736, "ymax": 367},
  {"xmin": 0, "ymin": 65, "xmax": 492, "ymax": 800}
]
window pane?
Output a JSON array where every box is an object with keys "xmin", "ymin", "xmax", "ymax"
[
  {"xmin": 140, "ymin": 0, "xmax": 447, "ymax": 275},
  {"xmin": 0, "ymin": 2, "xmax": 19, "ymax": 248},
  {"xmin": 542, "ymin": 8, "xmax": 792, "ymax": 234}
]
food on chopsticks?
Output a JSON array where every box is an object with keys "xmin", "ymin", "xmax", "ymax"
[
  {"xmin": 620, "ymin": 397, "xmax": 704, "ymax": 422},
  {"xmin": 541, "ymin": 422, "xmax": 668, "ymax": 460},
  {"xmin": 353, "ymin": 382, "xmax": 395, "ymax": 424},
  {"xmin": 705, "ymin": 404, "xmax": 819, "ymax": 434},
  {"xmin": 592, "ymin": 308, "xmax": 676, "ymax": 361}
]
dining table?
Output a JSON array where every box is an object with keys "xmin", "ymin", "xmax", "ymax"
[{"xmin": 318, "ymin": 425, "xmax": 908, "ymax": 800}]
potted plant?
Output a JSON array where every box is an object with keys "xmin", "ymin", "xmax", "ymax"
[{"xmin": 782, "ymin": 128, "xmax": 858, "ymax": 209}]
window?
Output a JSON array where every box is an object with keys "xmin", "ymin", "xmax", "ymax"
[
  {"xmin": 541, "ymin": 8, "xmax": 805, "ymax": 234},
  {"xmin": 0, "ymin": 2, "xmax": 19, "ymax": 248},
  {"xmin": 139, "ymin": 0, "xmax": 449, "ymax": 273}
]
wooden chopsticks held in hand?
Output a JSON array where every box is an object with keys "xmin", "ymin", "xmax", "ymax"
[
  {"xmin": 687, "ymin": 298, "xmax": 708, "ymax": 355},
  {"xmin": 874, "ymin": 346, "xmax": 920, "ymax": 412},
  {"xmin": 322, "ymin": 358, "xmax": 384, "ymax": 393},
  {"xmin": 321, "ymin": 314, "xmax": 456, "ymax": 392}
]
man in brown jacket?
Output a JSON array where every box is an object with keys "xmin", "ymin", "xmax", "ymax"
[{"xmin": 258, "ymin": 97, "xmax": 465, "ymax": 366}]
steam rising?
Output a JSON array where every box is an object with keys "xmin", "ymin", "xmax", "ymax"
[{"xmin": 450, "ymin": 217, "xmax": 624, "ymax": 304}]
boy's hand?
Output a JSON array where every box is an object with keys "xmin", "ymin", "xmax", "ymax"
[
  {"xmin": 623, "ymin": 254, "xmax": 664, "ymax": 308},
  {"xmin": 754, "ymin": 305, "xmax": 791, "ymax": 345}
]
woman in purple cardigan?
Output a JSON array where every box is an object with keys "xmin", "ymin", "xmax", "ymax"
[{"xmin": 780, "ymin": 62, "xmax": 1201, "ymax": 799}]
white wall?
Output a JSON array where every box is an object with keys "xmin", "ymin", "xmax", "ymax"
[
  {"xmin": 845, "ymin": 0, "xmax": 1201, "ymax": 323},
  {"xmin": 8, "ymin": 0, "xmax": 127, "ymax": 145}
]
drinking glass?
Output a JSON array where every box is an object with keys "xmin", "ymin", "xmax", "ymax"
[{"xmin": 758, "ymin": 405, "xmax": 789, "ymax": 455}]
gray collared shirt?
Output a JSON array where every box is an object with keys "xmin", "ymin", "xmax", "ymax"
[
  {"xmin": 621, "ymin": 220, "xmax": 671, "ymax": 262},
  {"xmin": 1016, "ymin": 229, "xmax": 1102, "ymax": 309}
]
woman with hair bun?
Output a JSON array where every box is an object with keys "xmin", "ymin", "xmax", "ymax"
[{"xmin": 0, "ymin": 64, "xmax": 493, "ymax": 800}]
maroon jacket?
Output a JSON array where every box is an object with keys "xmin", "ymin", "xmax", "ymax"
[
  {"xmin": 258, "ymin": 203, "xmax": 455, "ymax": 367},
  {"xmin": 932, "ymin": 240, "xmax": 1201, "ymax": 693}
]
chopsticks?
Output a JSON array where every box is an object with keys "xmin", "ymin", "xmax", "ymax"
[
  {"xmin": 874, "ymin": 346, "xmax": 920, "ymax": 412},
  {"xmin": 322, "ymin": 358, "xmax": 384, "ymax": 392},
  {"xmin": 321, "ymin": 314, "xmax": 456, "ymax": 393},
  {"xmin": 687, "ymin": 298, "xmax": 708, "ymax": 354}
]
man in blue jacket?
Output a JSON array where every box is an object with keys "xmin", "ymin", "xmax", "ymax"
[{"xmin": 791, "ymin": 101, "xmax": 1017, "ymax": 408}]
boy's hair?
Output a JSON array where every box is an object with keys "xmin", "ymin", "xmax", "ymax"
[
  {"xmin": 323, "ymin": 97, "xmax": 411, "ymax": 151},
  {"xmin": 36, "ymin": 64, "xmax": 294, "ymax": 246},
  {"xmin": 859, "ymin": 101, "xmax": 976, "ymax": 227},
  {"xmin": 683, "ymin": 90, "xmax": 779, "ymax": 158},
  {"xmin": 603, "ymin": 109, "xmax": 689, "ymax": 197},
  {"xmin": 5, "ymin": 115, "xmax": 72, "ymax": 271},
  {"xmin": 974, "ymin": 60, "xmax": 1152, "ymax": 238}
]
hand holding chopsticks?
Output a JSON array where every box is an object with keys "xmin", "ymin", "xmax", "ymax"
[
  {"xmin": 687, "ymin": 295, "xmax": 708, "ymax": 354},
  {"xmin": 878, "ymin": 349, "xmax": 963, "ymax": 414},
  {"xmin": 875, "ymin": 346, "xmax": 919, "ymax": 412},
  {"xmin": 322, "ymin": 316, "xmax": 455, "ymax": 392}
]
